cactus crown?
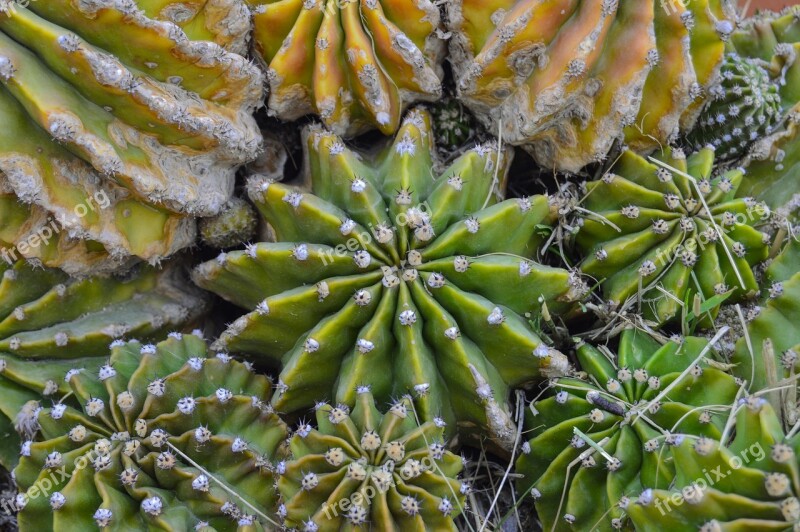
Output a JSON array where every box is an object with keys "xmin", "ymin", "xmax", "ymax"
[
  {"xmin": 577, "ymin": 146, "xmax": 770, "ymax": 325},
  {"xmin": 629, "ymin": 398, "xmax": 800, "ymax": 530},
  {"xmin": 13, "ymin": 333, "xmax": 288, "ymax": 531},
  {"xmin": 515, "ymin": 329, "xmax": 741, "ymax": 531},
  {"xmin": 278, "ymin": 388, "xmax": 466, "ymax": 531},
  {"xmin": 688, "ymin": 53, "xmax": 782, "ymax": 160},
  {"xmin": 194, "ymin": 108, "xmax": 587, "ymax": 450},
  {"xmin": 249, "ymin": 0, "xmax": 445, "ymax": 136}
]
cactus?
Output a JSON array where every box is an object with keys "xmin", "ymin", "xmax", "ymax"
[
  {"xmin": 430, "ymin": 98, "xmax": 480, "ymax": 154},
  {"xmin": 0, "ymin": 260, "xmax": 206, "ymax": 469},
  {"xmin": 446, "ymin": 0, "xmax": 736, "ymax": 172},
  {"xmin": 628, "ymin": 397, "xmax": 800, "ymax": 531},
  {"xmin": 193, "ymin": 108, "xmax": 585, "ymax": 450},
  {"xmin": 248, "ymin": 0, "xmax": 445, "ymax": 137},
  {"xmin": 0, "ymin": 1, "xmax": 262, "ymax": 272},
  {"xmin": 686, "ymin": 53, "xmax": 782, "ymax": 160},
  {"xmin": 731, "ymin": 238, "xmax": 800, "ymax": 398},
  {"xmin": 11, "ymin": 333, "xmax": 288, "ymax": 531},
  {"xmin": 199, "ymin": 197, "xmax": 259, "ymax": 250},
  {"xmin": 515, "ymin": 329, "xmax": 741, "ymax": 531},
  {"xmin": 277, "ymin": 388, "xmax": 465, "ymax": 530},
  {"xmin": 576, "ymin": 146, "xmax": 770, "ymax": 325}
]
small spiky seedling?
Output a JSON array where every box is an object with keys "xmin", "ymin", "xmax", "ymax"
[
  {"xmin": 0, "ymin": 1, "xmax": 262, "ymax": 271},
  {"xmin": 446, "ymin": 0, "xmax": 735, "ymax": 172},
  {"xmin": 194, "ymin": 109, "xmax": 584, "ymax": 449},
  {"xmin": 577, "ymin": 146, "xmax": 770, "ymax": 325},
  {"xmin": 248, "ymin": 0, "xmax": 444, "ymax": 136},
  {"xmin": 199, "ymin": 197, "xmax": 259, "ymax": 250},
  {"xmin": 515, "ymin": 329, "xmax": 741, "ymax": 531},
  {"xmin": 0, "ymin": 260, "xmax": 206, "ymax": 468},
  {"xmin": 278, "ymin": 388, "xmax": 465, "ymax": 531},
  {"xmin": 629, "ymin": 397, "xmax": 800, "ymax": 531},
  {"xmin": 13, "ymin": 333, "xmax": 288, "ymax": 531},
  {"xmin": 430, "ymin": 98, "xmax": 480, "ymax": 153},
  {"xmin": 687, "ymin": 53, "xmax": 781, "ymax": 160}
]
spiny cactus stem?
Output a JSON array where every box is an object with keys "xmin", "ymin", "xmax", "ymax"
[
  {"xmin": 555, "ymin": 435, "xmax": 612, "ymax": 530},
  {"xmin": 647, "ymin": 157, "xmax": 747, "ymax": 289},
  {"xmin": 635, "ymin": 326, "xmax": 730, "ymax": 424},
  {"xmin": 165, "ymin": 441, "xmax": 279, "ymax": 527},
  {"xmin": 572, "ymin": 428, "xmax": 615, "ymax": 463}
]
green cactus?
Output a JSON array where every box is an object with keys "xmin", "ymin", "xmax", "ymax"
[
  {"xmin": 628, "ymin": 397, "xmax": 800, "ymax": 531},
  {"xmin": 430, "ymin": 98, "xmax": 480, "ymax": 154},
  {"xmin": 248, "ymin": 0, "xmax": 445, "ymax": 137},
  {"xmin": 12, "ymin": 333, "xmax": 288, "ymax": 531},
  {"xmin": 577, "ymin": 146, "xmax": 770, "ymax": 325},
  {"xmin": 0, "ymin": 260, "xmax": 206, "ymax": 469},
  {"xmin": 687, "ymin": 53, "xmax": 782, "ymax": 160},
  {"xmin": 515, "ymin": 329, "xmax": 741, "ymax": 532},
  {"xmin": 446, "ymin": 0, "xmax": 736, "ymax": 172},
  {"xmin": 199, "ymin": 197, "xmax": 259, "ymax": 250},
  {"xmin": 0, "ymin": 1, "xmax": 262, "ymax": 272},
  {"xmin": 193, "ymin": 108, "xmax": 585, "ymax": 450},
  {"xmin": 277, "ymin": 388, "xmax": 465, "ymax": 531}
]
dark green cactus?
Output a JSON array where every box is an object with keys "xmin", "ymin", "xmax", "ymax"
[
  {"xmin": 13, "ymin": 333, "xmax": 288, "ymax": 531},
  {"xmin": 629, "ymin": 398, "xmax": 800, "ymax": 531},
  {"xmin": 515, "ymin": 329, "xmax": 741, "ymax": 531},
  {"xmin": 687, "ymin": 53, "xmax": 782, "ymax": 160},
  {"xmin": 199, "ymin": 197, "xmax": 259, "ymax": 250},
  {"xmin": 193, "ymin": 108, "xmax": 586, "ymax": 450},
  {"xmin": 577, "ymin": 146, "xmax": 770, "ymax": 325},
  {"xmin": 430, "ymin": 98, "xmax": 480, "ymax": 153},
  {"xmin": 0, "ymin": 261, "xmax": 206, "ymax": 469},
  {"xmin": 277, "ymin": 388, "xmax": 465, "ymax": 531}
]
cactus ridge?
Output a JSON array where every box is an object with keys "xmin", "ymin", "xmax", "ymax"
[
  {"xmin": 194, "ymin": 108, "xmax": 587, "ymax": 450},
  {"xmin": 13, "ymin": 333, "xmax": 288, "ymax": 531},
  {"xmin": 515, "ymin": 329, "xmax": 742, "ymax": 532},
  {"xmin": 628, "ymin": 398, "xmax": 800, "ymax": 531},
  {"xmin": 0, "ymin": 0, "xmax": 262, "ymax": 272},
  {"xmin": 248, "ymin": 0, "xmax": 445, "ymax": 137},
  {"xmin": 577, "ymin": 146, "xmax": 770, "ymax": 325},
  {"xmin": 446, "ymin": 0, "xmax": 736, "ymax": 172},
  {"xmin": 278, "ymin": 388, "xmax": 466, "ymax": 531}
]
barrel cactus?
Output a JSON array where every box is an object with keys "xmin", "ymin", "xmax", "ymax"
[
  {"xmin": 0, "ymin": 260, "xmax": 206, "ymax": 468},
  {"xmin": 193, "ymin": 108, "xmax": 585, "ymax": 450},
  {"xmin": 0, "ymin": 0, "xmax": 262, "ymax": 272},
  {"xmin": 446, "ymin": 0, "xmax": 736, "ymax": 172},
  {"xmin": 13, "ymin": 333, "xmax": 288, "ymax": 531},
  {"xmin": 515, "ymin": 329, "xmax": 741, "ymax": 531},
  {"xmin": 247, "ymin": 0, "xmax": 445, "ymax": 137},
  {"xmin": 576, "ymin": 146, "xmax": 770, "ymax": 325},
  {"xmin": 278, "ymin": 388, "xmax": 465, "ymax": 530},
  {"xmin": 629, "ymin": 397, "xmax": 800, "ymax": 531},
  {"xmin": 686, "ymin": 53, "xmax": 782, "ymax": 160}
]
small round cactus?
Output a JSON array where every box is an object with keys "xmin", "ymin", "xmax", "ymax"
[
  {"xmin": 199, "ymin": 197, "xmax": 259, "ymax": 250},
  {"xmin": 193, "ymin": 108, "xmax": 585, "ymax": 450},
  {"xmin": 515, "ymin": 329, "xmax": 741, "ymax": 531},
  {"xmin": 13, "ymin": 333, "xmax": 288, "ymax": 531},
  {"xmin": 248, "ymin": 0, "xmax": 445, "ymax": 137},
  {"xmin": 629, "ymin": 397, "xmax": 800, "ymax": 531},
  {"xmin": 446, "ymin": 0, "xmax": 736, "ymax": 171},
  {"xmin": 687, "ymin": 53, "xmax": 782, "ymax": 160},
  {"xmin": 430, "ymin": 98, "xmax": 480, "ymax": 153},
  {"xmin": 278, "ymin": 388, "xmax": 466, "ymax": 531},
  {"xmin": 577, "ymin": 146, "xmax": 770, "ymax": 325}
]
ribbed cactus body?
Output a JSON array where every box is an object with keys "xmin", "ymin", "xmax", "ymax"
[
  {"xmin": 0, "ymin": 1, "xmax": 262, "ymax": 273},
  {"xmin": 248, "ymin": 0, "xmax": 445, "ymax": 137},
  {"xmin": 13, "ymin": 333, "xmax": 288, "ymax": 531},
  {"xmin": 446, "ymin": 0, "xmax": 735, "ymax": 172},
  {"xmin": 0, "ymin": 261, "xmax": 206, "ymax": 469},
  {"xmin": 278, "ymin": 389, "xmax": 465, "ymax": 531},
  {"xmin": 629, "ymin": 398, "xmax": 800, "ymax": 531},
  {"xmin": 687, "ymin": 53, "xmax": 782, "ymax": 160},
  {"xmin": 515, "ymin": 329, "xmax": 741, "ymax": 531},
  {"xmin": 577, "ymin": 146, "xmax": 770, "ymax": 325},
  {"xmin": 194, "ymin": 108, "xmax": 585, "ymax": 450}
]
